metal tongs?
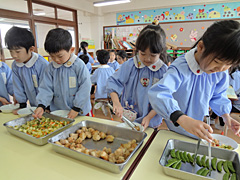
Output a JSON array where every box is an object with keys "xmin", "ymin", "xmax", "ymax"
[
  {"xmin": 206, "ymin": 115, "xmax": 212, "ymax": 176},
  {"xmin": 107, "ymin": 102, "xmax": 138, "ymax": 131}
]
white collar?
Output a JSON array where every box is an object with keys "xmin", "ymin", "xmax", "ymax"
[
  {"xmin": 52, "ymin": 53, "xmax": 77, "ymax": 68},
  {"xmin": 185, "ymin": 47, "xmax": 204, "ymax": 75},
  {"xmin": 133, "ymin": 55, "xmax": 164, "ymax": 72},
  {"xmin": 0, "ymin": 61, "xmax": 2, "ymax": 67},
  {"xmin": 16, "ymin": 52, "xmax": 38, "ymax": 68},
  {"xmin": 99, "ymin": 64, "xmax": 110, "ymax": 68},
  {"xmin": 108, "ymin": 60, "xmax": 116, "ymax": 64}
]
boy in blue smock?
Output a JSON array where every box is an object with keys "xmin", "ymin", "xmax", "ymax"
[
  {"xmin": 34, "ymin": 28, "xmax": 91, "ymax": 119},
  {"xmin": 5, "ymin": 26, "xmax": 48, "ymax": 111},
  {"xmin": 149, "ymin": 20, "xmax": 240, "ymax": 142},
  {"xmin": 0, "ymin": 61, "xmax": 13, "ymax": 106},
  {"xmin": 107, "ymin": 23, "xmax": 168, "ymax": 130},
  {"xmin": 78, "ymin": 41, "xmax": 94, "ymax": 64},
  {"xmin": 91, "ymin": 50, "xmax": 115, "ymax": 99},
  {"xmin": 107, "ymin": 50, "xmax": 120, "ymax": 71},
  {"xmin": 79, "ymin": 54, "xmax": 92, "ymax": 74}
]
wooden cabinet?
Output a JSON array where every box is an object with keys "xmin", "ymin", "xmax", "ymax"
[{"xmin": 167, "ymin": 47, "xmax": 191, "ymax": 60}]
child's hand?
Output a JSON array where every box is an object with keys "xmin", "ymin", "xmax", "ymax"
[
  {"xmin": 141, "ymin": 116, "xmax": 151, "ymax": 131},
  {"xmin": 177, "ymin": 115, "xmax": 213, "ymax": 142},
  {"xmin": 0, "ymin": 97, "xmax": 11, "ymax": 105},
  {"xmin": 13, "ymin": 95, "xmax": 18, "ymax": 105},
  {"xmin": 222, "ymin": 114, "xmax": 240, "ymax": 136},
  {"xmin": 68, "ymin": 109, "xmax": 78, "ymax": 119},
  {"xmin": 113, "ymin": 101, "xmax": 123, "ymax": 119},
  {"xmin": 33, "ymin": 107, "xmax": 44, "ymax": 119}
]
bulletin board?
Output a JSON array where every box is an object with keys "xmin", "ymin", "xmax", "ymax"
[
  {"xmin": 104, "ymin": 19, "xmax": 240, "ymax": 47},
  {"xmin": 116, "ymin": 1, "xmax": 240, "ymax": 25}
]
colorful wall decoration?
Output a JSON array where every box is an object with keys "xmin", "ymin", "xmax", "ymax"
[{"xmin": 116, "ymin": 2, "xmax": 240, "ymax": 25}]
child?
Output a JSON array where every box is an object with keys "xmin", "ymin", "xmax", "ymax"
[
  {"xmin": 91, "ymin": 50, "xmax": 115, "ymax": 100},
  {"xmin": 107, "ymin": 50, "xmax": 120, "ymax": 71},
  {"xmin": 78, "ymin": 41, "xmax": 94, "ymax": 64},
  {"xmin": 0, "ymin": 61, "xmax": 13, "ymax": 106},
  {"xmin": 229, "ymin": 66, "xmax": 240, "ymax": 113},
  {"xmin": 106, "ymin": 23, "xmax": 168, "ymax": 130},
  {"xmin": 117, "ymin": 50, "xmax": 127, "ymax": 69},
  {"xmin": 149, "ymin": 20, "xmax": 240, "ymax": 142},
  {"xmin": 93, "ymin": 49, "xmax": 100, "ymax": 65},
  {"xmin": 79, "ymin": 54, "xmax": 92, "ymax": 74},
  {"xmin": 5, "ymin": 26, "xmax": 48, "ymax": 110},
  {"xmin": 33, "ymin": 28, "xmax": 92, "ymax": 119},
  {"xmin": 166, "ymin": 54, "xmax": 173, "ymax": 66}
]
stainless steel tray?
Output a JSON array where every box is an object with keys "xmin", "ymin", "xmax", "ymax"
[
  {"xmin": 48, "ymin": 120, "xmax": 147, "ymax": 173},
  {"xmin": 3, "ymin": 113, "xmax": 75, "ymax": 145},
  {"xmin": 159, "ymin": 139, "xmax": 240, "ymax": 180}
]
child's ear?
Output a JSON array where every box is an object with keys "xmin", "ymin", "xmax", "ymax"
[
  {"xmin": 197, "ymin": 40, "xmax": 205, "ymax": 53},
  {"xmin": 70, "ymin": 47, "xmax": 75, "ymax": 53},
  {"xmin": 29, "ymin": 46, "xmax": 35, "ymax": 53}
]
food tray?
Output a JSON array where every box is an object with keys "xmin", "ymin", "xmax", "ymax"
[
  {"xmin": 3, "ymin": 113, "xmax": 75, "ymax": 145},
  {"xmin": 159, "ymin": 139, "xmax": 240, "ymax": 180},
  {"xmin": 48, "ymin": 120, "xmax": 147, "ymax": 173}
]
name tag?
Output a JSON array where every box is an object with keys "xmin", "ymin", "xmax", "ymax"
[
  {"xmin": 1, "ymin": 72, "xmax": 6, "ymax": 84},
  {"xmin": 69, "ymin": 77, "xmax": 76, "ymax": 88},
  {"xmin": 32, "ymin": 75, "xmax": 38, "ymax": 88}
]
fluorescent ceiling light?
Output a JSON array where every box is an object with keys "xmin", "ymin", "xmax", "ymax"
[{"xmin": 93, "ymin": 0, "xmax": 131, "ymax": 7}]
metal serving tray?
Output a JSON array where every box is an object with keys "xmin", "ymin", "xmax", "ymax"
[
  {"xmin": 3, "ymin": 113, "xmax": 75, "ymax": 145},
  {"xmin": 159, "ymin": 139, "xmax": 240, "ymax": 180},
  {"xmin": 48, "ymin": 120, "xmax": 147, "ymax": 173}
]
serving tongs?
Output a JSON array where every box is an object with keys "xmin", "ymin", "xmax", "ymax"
[
  {"xmin": 206, "ymin": 115, "xmax": 212, "ymax": 176},
  {"xmin": 107, "ymin": 102, "xmax": 138, "ymax": 131}
]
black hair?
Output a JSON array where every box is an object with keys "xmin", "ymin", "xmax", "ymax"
[
  {"xmin": 95, "ymin": 49, "xmax": 101, "ymax": 56},
  {"xmin": 79, "ymin": 54, "xmax": 89, "ymax": 64},
  {"xmin": 192, "ymin": 20, "xmax": 240, "ymax": 66},
  {"xmin": 109, "ymin": 49, "xmax": 116, "ymax": 54},
  {"xmin": 136, "ymin": 24, "xmax": 167, "ymax": 64},
  {"xmin": 44, "ymin": 28, "xmax": 72, "ymax": 54},
  {"xmin": 117, "ymin": 50, "xmax": 127, "ymax": 60},
  {"xmin": 5, "ymin": 26, "xmax": 35, "ymax": 52},
  {"xmin": 97, "ymin": 50, "xmax": 110, "ymax": 65},
  {"xmin": 79, "ymin": 41, "xmax": 88, "ymax": 54}
]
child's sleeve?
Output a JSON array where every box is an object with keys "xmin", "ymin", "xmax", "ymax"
[
  {"xmin": 209, "ymin": 71, "xmax": 231, "ymax": 116},
  {"xmin": 115, "ymin": 62, "xmax": 120, "ymax": 70},
  {"xmin": 148, "ymin": 66, "xmax": 183, "ymax": 120},
  {"xmin": 72, "ymin": 63, "xmax": 91, "ymax": 111},
  {"xmin": 88, "ymin": 54, "xmax": 94, "ymax": 64},
  {"xmin": 106, "ymin": 62, "xmax": 132, "ymax": 97},
  {"xmin": 4, "ymin": 63, "xmax": 13, "ymax": 96},
  {"xmin": 36, "ymin": 65, "xmax": 54, "ymax": 108},
  {"xmin": 12, "ymin": 63, "xmax": 27, "ymax": 106},
  {"xmin": 90, "ymin": 70, "xmax": 98, "ymax": 84}
]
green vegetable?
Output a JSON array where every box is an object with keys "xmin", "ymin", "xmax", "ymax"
[
  {"xmin": 166, "ymin": 159, "xmax": 178, "ymax": 167},
  {"xmin": 196, "ymin": 156, "xmax": 202, "ymax": 167},
  {"xmin": 175, "ymin": 150, "xmax": 180, "ymax": 160},
  {"xmin": 183, "ymin": 151, "xmax": 189, "ymax": 163},
  {"xmin": 217, "ymin": 161, "xmax": 224, "ymax": 172},
  {"xmin": 223, "ymin": 173, "xmax": 230, "ymax": 180},
  {"xmin": 179, "ymin": 152, "xmax": 186, "ymax": 162},
  {"xmin": 230, "ymin": 173, "xmax": 237, "ymax": 180},
  {"xmin": 223, "ymin": 161, "xmax": 230, "ymax": 173},
  {"xmin": 196, "ymin": 167, "xmax": 206, "ymax": 175},
  {"xmin": 176, "ymin": 162, "xmax": 182, "ymax": 169},
  {"xmin": 206, "ymin": 159, "xmax": 210, "ymax": 169},
  {"xmin": 167, "ymin": 158, "xmax": 178, "ymax": 164},
  {"xmin": 172, "ymin": 160, "xmax": 181, "ymax": 169},
  {"xmin": 201, "ymin": 169, "xmax": 210, "ymax": 176},
  {"xmin": 201, "ymin": 155, "xmax": 206, "ymax": 167},
  {"xmin": 170, "ymin": 149, "xmax": 176, "ymax": 158},
  {"xmin": 212, "ymin": 157, "xmax": 217, "ymax": 170},
  {"xmin": 188, "ymin": 153, "xmax": 194, "ymax": 163},
  {"xmin": 227, "ymin": 161, "xmax": 235, "ymax": 173}
]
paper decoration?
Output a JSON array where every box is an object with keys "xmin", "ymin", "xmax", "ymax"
[
  {"xmin": 179, "ymin": 28, "xmax": 184, "ymax": 32},
  {"xmin": 189, "ymin": 30, "xmax": 198, "ymax": 42},
  {"xmin": 116, "ymin": 2, "xmax": 240, "ymax": 25},
  {"xmin": 171, "ymin": 34, "xmax": 178, "ymax": 42}
]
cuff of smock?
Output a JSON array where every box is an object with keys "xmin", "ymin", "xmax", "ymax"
[
  {"xmin": 170, "ymin": 110, "xmax": 185, "ymax": 127},
  {"xmin": 19, "ymin": 103, "xmax": 27, "ymax": 108},
  {"xmin": 38, "ymin": 104, "xmax": 46, "ymax": 111}
]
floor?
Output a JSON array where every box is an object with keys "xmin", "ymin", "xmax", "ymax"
[{"xmin": 92, "ymin": 105, "xmax": 240, "ymax": 144}]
